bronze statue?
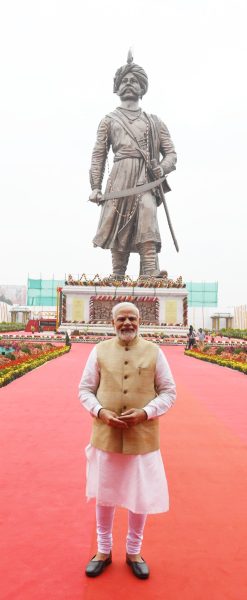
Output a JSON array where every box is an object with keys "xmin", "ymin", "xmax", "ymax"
[{"xmin": 89, "ymin": 51, "xmax": 177, "ymax": 280}]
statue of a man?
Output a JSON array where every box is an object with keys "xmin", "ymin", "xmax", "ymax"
[{"xmin": 89, "ymin": 52, "xmax": 177, "ymax": 280}]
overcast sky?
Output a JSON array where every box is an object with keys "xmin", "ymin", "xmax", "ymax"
[{"xmin": 0, "ymin": 0, "xmax": 246, "ymax": 308}]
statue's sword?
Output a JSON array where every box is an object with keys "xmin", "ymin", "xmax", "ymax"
[
  {"xmin": 91, "ymin": 163, "xmax": 179, "ymax": 253},
  {"xmin": 150, "ymin": 159, "xmax": 179, "ymax": 252},
  {"xmin": 94, "ymin": 175, "xmax": 168, "ymax": 201}
]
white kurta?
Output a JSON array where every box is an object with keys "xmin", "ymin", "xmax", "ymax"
[{"xmin": 79, "ymin": 345, "xmax": 176, "ymax": 514}]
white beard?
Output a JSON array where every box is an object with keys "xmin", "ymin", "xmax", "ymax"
[{"xmin": 117, "ymin": 330, "xmax": 138, "ymax": 342}]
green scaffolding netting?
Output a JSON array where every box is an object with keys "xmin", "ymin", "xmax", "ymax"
[
  {"xmin": 27, "ymin": 279, "xmax": 64, "ymax": 306},
  {"xmin": 186, "ymin": 282, "xmax": 218, "ymax": 307},
  {"xmin": 27, "ymin": 278, "xmax": 218, "ymax": 308}
]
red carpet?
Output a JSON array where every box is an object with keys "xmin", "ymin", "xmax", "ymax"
[{"xmin": 0, "ymin": 345, "xmax": 247, "ymax": 599}]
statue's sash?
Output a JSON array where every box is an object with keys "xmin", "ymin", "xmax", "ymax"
[{"xmin": 107, "ymin": 110, "xmax": 171, "ymax": 196}]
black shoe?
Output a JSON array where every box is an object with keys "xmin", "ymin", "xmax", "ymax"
[
  {"xmin": 85, "ymin": 552, "xmax": 112, "ymax": 577},
  {"xmin": 126, "ymin": 555, "xmax": 150, "ymax": 579}
]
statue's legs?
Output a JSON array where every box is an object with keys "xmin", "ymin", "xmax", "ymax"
[
  {"xmin": 139, "ymin": 251, "xmax": 160, "ymax": 276},
  {"xmin": 111, "ymin": 250, "xmax": 130, "ymax": 280},
  {"xmin": 137, "ymin": 242, "xmax": 160, "ymax": 278}
]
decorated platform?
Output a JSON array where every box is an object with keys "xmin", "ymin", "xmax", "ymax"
[{"xmin": 57, "ymin": 274, "xmax": 188, "ymax": 332}]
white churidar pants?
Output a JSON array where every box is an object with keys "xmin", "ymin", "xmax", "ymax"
[{"xmin": 96, "ymin": 504, "xmax": 147, "ymax": 554}]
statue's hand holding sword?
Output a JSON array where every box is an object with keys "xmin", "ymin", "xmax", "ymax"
[{"xmin": 89, "ymin": 188, "xmax": 103, "ymax": 204}]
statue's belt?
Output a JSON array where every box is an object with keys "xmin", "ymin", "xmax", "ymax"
[{"xmin": 99, "ymin": 175, "xmax": 168, "ymax": 202}]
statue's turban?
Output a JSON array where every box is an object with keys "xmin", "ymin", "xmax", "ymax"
[{"xmin": 113, "ymin": 62, "xmax": 148, "ymax": 96}]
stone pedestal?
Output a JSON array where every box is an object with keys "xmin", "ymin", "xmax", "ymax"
[{"xmin": 58, "ymin": 284, "xmax": 188, "ymax": 328}]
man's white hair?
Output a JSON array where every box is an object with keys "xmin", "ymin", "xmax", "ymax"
[{"xmin": 112, "ymin": 302, "xmax": 139, "ymax": 320}]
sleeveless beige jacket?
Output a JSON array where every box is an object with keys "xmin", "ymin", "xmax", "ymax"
[{"xmin": 90, "ymin": 336, "xmax": 159, "ymax": 454}]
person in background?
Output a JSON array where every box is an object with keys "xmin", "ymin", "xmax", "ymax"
[
  {"xmin": 197, "ymin": 328, "xmax": 205, "ymax": 351},
  {"xmin": 187, "ymin": 325, "xmax": 196, "ymax": 350}
]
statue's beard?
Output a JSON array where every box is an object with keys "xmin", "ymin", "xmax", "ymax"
[{"xmin": 116, "ymin": 329, "xmax": 138, "ymax": 342}]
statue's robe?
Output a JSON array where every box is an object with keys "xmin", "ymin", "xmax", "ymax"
[{"xmin": 90, "ymin": 109, "xmax": 177, "ymax": 253}]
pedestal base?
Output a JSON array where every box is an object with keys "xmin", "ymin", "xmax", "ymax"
[{"xmin": 58, "ymin": 283, "xmax": 188, "ymax": 330}]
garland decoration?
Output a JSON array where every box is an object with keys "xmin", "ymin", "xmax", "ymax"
[{"xmin": 65, "ymin": 273, "xmax": 185, "ymax": 289}]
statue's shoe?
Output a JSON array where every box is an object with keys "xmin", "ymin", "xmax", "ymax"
[
  {"xmin": 109, "ymin": 274, "xmax": 125, "ymax": 281},
  {"xmin": 101, "ymin": 274, "xmax": 125, "ymax": 283},
  {"xmin": 138, "ymin": 270, "xmax": 168, "ymax": 281}
]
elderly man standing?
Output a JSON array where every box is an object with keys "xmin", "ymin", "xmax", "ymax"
[
  {"xmin": 89, "ymin": 51, "xmax": 177, "ymax": 279},
  {"xmin": 78, "ymin": 302, "xmax": 176, "ymax": 579}
]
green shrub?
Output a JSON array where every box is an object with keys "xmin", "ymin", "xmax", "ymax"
[
  {"xmin": 184, "ymin": 349, "xmax": 247, "ymax": 375},
  {"xmin": 215, "ymin": 346, "xmax": 224, "ymax": 355},
  {"xmin": 220, "ymin": 328, "xmax": 247, "ymax": 340},
  {"xmin": 0, "ymin": 346, "xmax": 70, "ymax": 388},
  {"xmin": 232, "ymin": 347, "xmax": 246, "ymax": 355},
  {"xmin": 65, "ymin": 331, "xmax": 71, "ymax": 346},
  {"xmin": 0, "ymin": 322, "xmax": 24, "ymax": 332},
  {"xmin": 20, "ymin": 346, "xmax": 31, "ymax": 354}
]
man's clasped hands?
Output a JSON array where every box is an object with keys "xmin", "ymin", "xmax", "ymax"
[{"xmin": 98, "ymin": 408, "xmax": 147, "ymax": 428}]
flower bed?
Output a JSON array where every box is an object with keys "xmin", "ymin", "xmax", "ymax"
[
  {"xmin": 0, "ymin": 341, "xmax": 58, "ymax": 363},
  {"xmin": 0, "ymin": 343, "xmax": 70, "ymax": 388},
  {"xmin": 185, "ymin": 348, "xmax": 247, "ymax": 374},
  {"xmin": 69, "ymin": 333, "xmax": 186, "ymax": 345},
  {"xmin": 0, "ymin": 334, "xmax": 65, "ymax": 342}
]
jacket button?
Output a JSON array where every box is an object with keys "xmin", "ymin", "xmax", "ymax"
[
  {"xmin": 123, "ymin": 405, "xmax": 127, "ymax": 410},
  {"xmin": 125, "ymin": 347, "xmax": 129, "ymax": 351},
  {"xmin": 124, "ymin": 361, "xmax": 128, "ymax": 365},
  {"xmin": 124, "ymin": 375, "xmax": 128, "ymax": 379},
  {"xmin": 123, "ymin": 390, "xmax": 128, "ymax": 394}
]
